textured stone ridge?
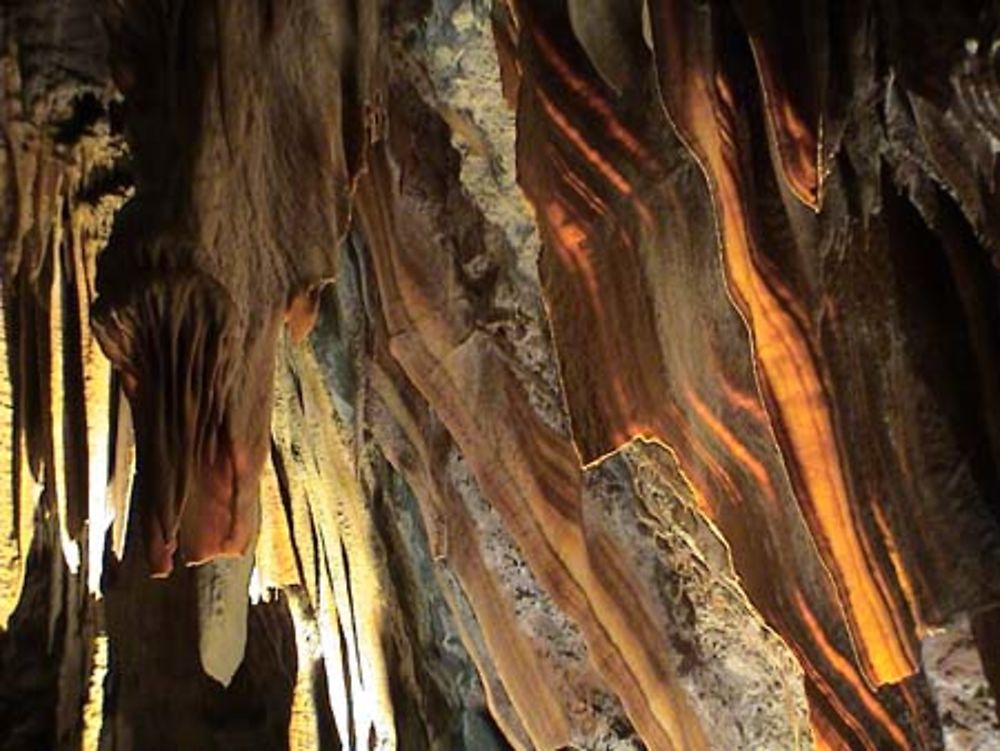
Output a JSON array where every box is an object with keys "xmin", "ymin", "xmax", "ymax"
[
  {"xmin": 352, "ymin": 1, "xmax": 817, "ymax": 745},
  {"xmin": 402, "ymin": 0, "xmax": 568, "ymax": 436},
  {"xmin": 594, "ymin": 442, "xmax": 814, "ymax": 750},
  {"xmin": 400, "ymin": 12, "xmax": 813, "ymax": 743}
]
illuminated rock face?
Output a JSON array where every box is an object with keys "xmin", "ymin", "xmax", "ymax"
[
  {"xmin": 508, "ymin": 1, "xmax": 1000, "ymax": 746},
  {"xmin": 88, "ymin": 1, "xmax": 381, "ymax": 576},
  {"xmin": 2, "ymin": 0, "xmax": 1000, "ymax": 749}
]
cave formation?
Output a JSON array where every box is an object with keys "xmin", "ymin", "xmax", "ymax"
[{"xmin": 2, "ymin": 0, "xmax": 1000, "ymax": 749}]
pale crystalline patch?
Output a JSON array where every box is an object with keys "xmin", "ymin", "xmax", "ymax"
[
  {"xmin": 922, "ymin": 615, "xmax": 1000, "ymax": 751},
  {"xmin": 415, "ymin": 1, "xmax": 569, "ymax": 437},
  {"xmin": 425, "ymin": 3, "xmax": 541, "ymax": 279},
  {"xmin": 592, "ymin": 441, "xmax": 815, "ymax": 750}
]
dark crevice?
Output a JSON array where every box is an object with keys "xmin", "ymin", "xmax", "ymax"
[{"xmin": 53, "ymin": 92, "xmax": 105, "ymax": 145}]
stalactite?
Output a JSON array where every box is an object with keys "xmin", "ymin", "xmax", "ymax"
[
  {"xmin": 271, "ymin": 342, "xmax": 395, "ymax": 749},
  {"xmin": 0, "ymin": 277, "xmax": 21, "ymax": 628}
]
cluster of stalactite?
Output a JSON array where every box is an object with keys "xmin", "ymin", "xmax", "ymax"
[{"xmin": 3, "ymin": 0, "xmax": 1000, "ymax": 750}]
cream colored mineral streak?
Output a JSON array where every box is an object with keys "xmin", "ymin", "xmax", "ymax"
[
  {"xmin": 68, "ymin": 208, "xmax": 114, "ymax": 597},
  {"xmin": 0, "ymin": 280, "xmax": 20, "ymax": 628},
  {"xmin": 81, "ymin": 632, "xmax": 108, "ymax": 751},
  {"xmin": 49, "ymin": 220, "xmax": 81, "ymax": 574},
  {"xmin": 288, "ymin": 591, "xmax": 322, "ymax": 750},
  {"xmin": 270, "ymin": 343, "xmax": 395, "ymax": 749}
]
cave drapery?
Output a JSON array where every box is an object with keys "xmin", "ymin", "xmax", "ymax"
[{"xmin": 1, "ymin": 0, "xmax": 1000, "ymax": 749}]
